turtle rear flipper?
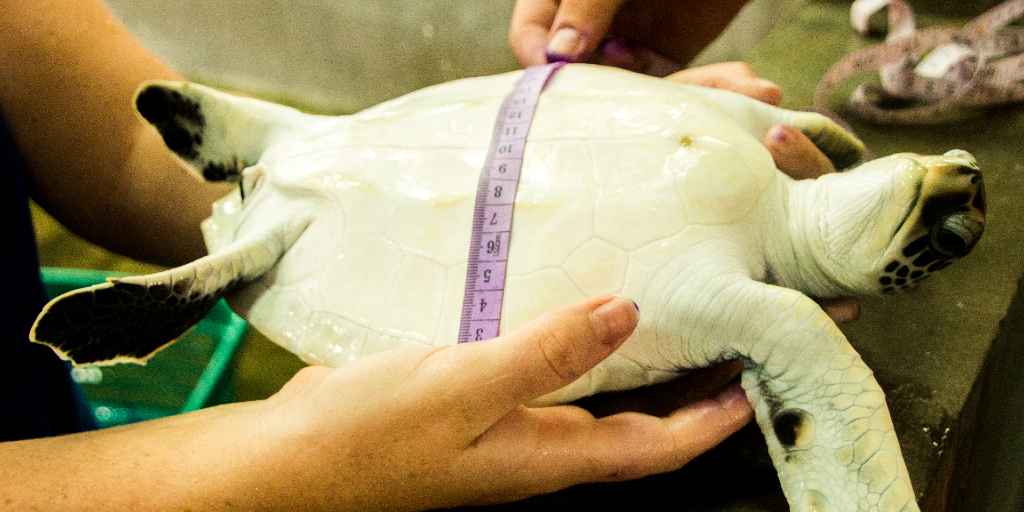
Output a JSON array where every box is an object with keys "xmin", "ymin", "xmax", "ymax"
[
  {"xmin": 31, "ymin": 217, "xmax": 311, "ymax": 365},
  {"xmin": 135, "ymin": 80, "xmax": 316, "ymax": 183}
]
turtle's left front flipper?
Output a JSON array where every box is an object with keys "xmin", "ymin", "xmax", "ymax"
[
  {"xmin": 697, "ymin": 86, "xmax": 867, "ymax": 170},
  {"xmin": 31, "ymin": 218, "xmax": 310, "ymax": 366}
]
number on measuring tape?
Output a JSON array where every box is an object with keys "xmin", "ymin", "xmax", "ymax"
[{"xmin": 458, "ymin": 63, "xmax": 565, "ymax": 344}]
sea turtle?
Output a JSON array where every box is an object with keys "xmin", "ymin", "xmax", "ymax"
[{"xmin": 32, "ymin": 64, "xmax": 985, "ymax": 512}]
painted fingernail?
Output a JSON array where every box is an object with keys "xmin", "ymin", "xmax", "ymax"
[
  {"xmin": 596, "ymin": 38, "xmax": 637, "ymax": 69},
  {"xmin": 770, "ymin": 124, "xmax": 793, "ymax": 145},
  {"xmin": 546, "ymin": 27, "xmax": 585, "ymax": 63},
  {"xmin": 591, "ymin": 298, "xmax": 638, "ymax": 345}
]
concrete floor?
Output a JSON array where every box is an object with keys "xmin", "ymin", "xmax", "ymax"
[{"xmin": 35, "ymin": 0, "xmax": 1024, "ymax": 510}]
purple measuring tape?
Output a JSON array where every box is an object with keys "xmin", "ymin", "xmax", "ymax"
[
  {"xmin": 457, "ymin": 62, "xmax": 565, "ymax": 344},
  {"xmin": 815, "ymin": 0, "xmax": 1024, "ymax": 124}
]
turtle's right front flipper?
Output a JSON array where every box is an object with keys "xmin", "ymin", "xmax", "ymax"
[
  {"xmin": 31, "ymin": 218, "xmax": 310, "ymax": 366},
  {"xmin": 732, "ymin": 283, "xmax": 918, "ymax": 512}
]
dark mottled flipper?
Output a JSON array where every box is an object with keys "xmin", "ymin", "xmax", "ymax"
[
  {"xmin": 31, "ymin": 218, "xmax": 310, "ymax": 365},
  {"xmin": 693, "ymin": 86, "xmax": 866, "ymax": 171},
  {"xmin": 135, "ymin": 80, "xmax": 313, "ymax": 183},
  {"xmin": 785, "ymin": 109, "xmax": 867, "ymax": 171}
]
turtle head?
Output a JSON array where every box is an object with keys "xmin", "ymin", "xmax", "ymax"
[
  {"xmin": 795, "ymin": 150, "xmax": 984, "ymax": 296},
  {"xmin": 872, "ymin": 150, "xmax": 984, "ymax": 293}
]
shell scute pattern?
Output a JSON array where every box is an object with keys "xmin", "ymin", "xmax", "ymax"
[
  {"xmin": 375, "ymin": 254, "xmax": 448, "ymax": 342},
  {"xmin": 264, "ymin": 71, "xmax": 778, "ymax": 350},
  {"xmin": 563, "ymin": 238, "xmax": 629, "ymax": 296}
]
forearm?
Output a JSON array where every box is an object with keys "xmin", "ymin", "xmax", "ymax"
[
  {"xmin": 0, "ymin": 0, "xmax": 233, "ymax": 266},
  {"xmin": 1, "ymin": 388, "xmax": 415, "ymax": 512},
  {"xmin": 0, "ymin": 401, "xmax": 280, "ymax": 511}
]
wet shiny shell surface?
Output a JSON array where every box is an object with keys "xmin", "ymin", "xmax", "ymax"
[{"xmin": 205, "ymin": 66, "xmax": 778, "ymax": 366}]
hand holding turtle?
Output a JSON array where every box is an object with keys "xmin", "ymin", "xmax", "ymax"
[
  {"xmin": 1, "ymin": 297, "xmax": 754, "ymax": 510},
  {"xmin": 509, "ymin": 0, "xmax": 749, "ymax": 73},
  {"xmin": 264, "ymin": 297, "xmax": 754, "ymax": 509}
]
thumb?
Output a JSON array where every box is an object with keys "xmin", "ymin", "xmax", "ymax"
[
  {"xmin": 458, "ymin": 296, "xmax": 638, "ymax": 418},
  {"xmin": 515, "ymin": 0, "xmax": 629, "ymax": 65}
]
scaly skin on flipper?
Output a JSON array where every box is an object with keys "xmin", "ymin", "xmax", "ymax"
[{"xmin": 739, "ymin": 286, "xmax": 915, "ymax": 512}]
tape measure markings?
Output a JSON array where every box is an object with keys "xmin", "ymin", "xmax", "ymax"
[{"xmin": 458, "ymin": 62, "xmax": 565, "ymax": 344}]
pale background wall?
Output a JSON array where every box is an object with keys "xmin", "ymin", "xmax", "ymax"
[{"xmin": 102, "ymin": 0, "xmax": 802, "ymax": 113}]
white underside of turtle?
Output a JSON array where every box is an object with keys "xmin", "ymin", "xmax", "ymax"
[{"xmin": 32, "ymin": 64, "xmax": 987, "ymax": 512}]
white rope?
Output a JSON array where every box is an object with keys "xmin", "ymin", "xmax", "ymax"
[{"xmin": 814, "ymin": 0, "xmax": 1024, "ymax": 124}]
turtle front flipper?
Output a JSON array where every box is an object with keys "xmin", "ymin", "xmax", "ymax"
[
  {"xmin": 31, "ymin": 217, "xmax": 311, "ymax": 365},
  {"xmin": 134, "ymin": 80, "xmax": 316, "ymax": 183},
  {"xmin": 782, "ymin": 110, "xmax": 867, "ymax": 171},
  {"xmin": 696, "ymin": 87, "xmax": 866, "ymax": 170},
  {"xmin": 732, "ymin": 283, "xmax": 918, "ymax": 512}
]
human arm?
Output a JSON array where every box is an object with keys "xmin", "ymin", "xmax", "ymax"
[
  {"xmin": 0, "ymin": 297, "xmax": 753, "ymax": 511},
  {"xmin": 509, "ymin": 0, "xmax": 750, "ymax": 71},
  {"xmin": 0, "ymin": 0, "xmax": 234, "ymax": 267}
]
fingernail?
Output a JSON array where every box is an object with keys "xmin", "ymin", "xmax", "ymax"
[
  {"xmin": 769, "ymin": 124, "xmax": 792, "ymax": 146},
  {"xmin": 546, "ymin": 27, "xmax": 585, "ymax": 63},
  {"xmin": 756, "ymin": 78, "xmax": 783, "ymax": 104},
  {"xmin": 591, "ymin": 298, "xmax": 638, "ymax": 345}
]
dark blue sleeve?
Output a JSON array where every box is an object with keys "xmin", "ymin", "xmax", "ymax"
[{"xmin": 0, "ymin": 109, "xmax": 97, "ymax": 441}]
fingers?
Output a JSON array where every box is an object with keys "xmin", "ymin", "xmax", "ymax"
[
  {"xmin": 664, "ymin": 64, "xmax": 840, "ymax": 182},
  {"xmin": 649, "ymin": 382, "xmax": 754, "ymax": 477},
  {"xmin": 665, "ymin": 62, "xmax": 783, "ymax": 106},
  {"xmin": 509, "ymin": 0, "xmax": 558, "ymax": 66},
  {"xmin": 509, "ymin": 0, "xmax": 628, "ymax": 67},
  {"xmin": 525, "ymin": 381, "xmax": 753, "ymax": 486},
  {"xmin": 437, "ymin": 296, "xmax": 638, "ymax": 424},
  {"xmin": 764, "ymin": 123, "xmax": 838, "ymax": 180},
  {"xmin": 590, "ymin": 39, "xmax": 687, "ymax": 77},
  {"xmin": 819, "ymin": 296, "xmax": 861, "ymax": 324},
  {"xmin": 576, "ymin": 360, "xmax": 743, "ymax": 418}
]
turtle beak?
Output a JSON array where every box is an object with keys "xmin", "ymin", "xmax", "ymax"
[{"xmin": 920, "ymin": 150, "xmax": 985, "ymax": 259}]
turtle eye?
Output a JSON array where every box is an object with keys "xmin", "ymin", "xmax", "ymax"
[
  {"xmin": 240, "ymin": 164, "xmax": 266, "ymax": 201},
  {"xmin": 930, "ymin": 211, "xmax": 983, "ymax": 258}
]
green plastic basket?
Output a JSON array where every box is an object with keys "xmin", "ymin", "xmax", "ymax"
[{"xmin": 41, "ymin": 267, "xmax": 248, "ymax": 428}]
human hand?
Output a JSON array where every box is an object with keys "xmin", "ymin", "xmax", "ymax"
[
  {"xmin": 509, "ymin": 0, "xmax": 749, "ymax": 73},
  {"xmin": 257, "ymin": 297, "xmax": 752, "ymax": 510}
]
